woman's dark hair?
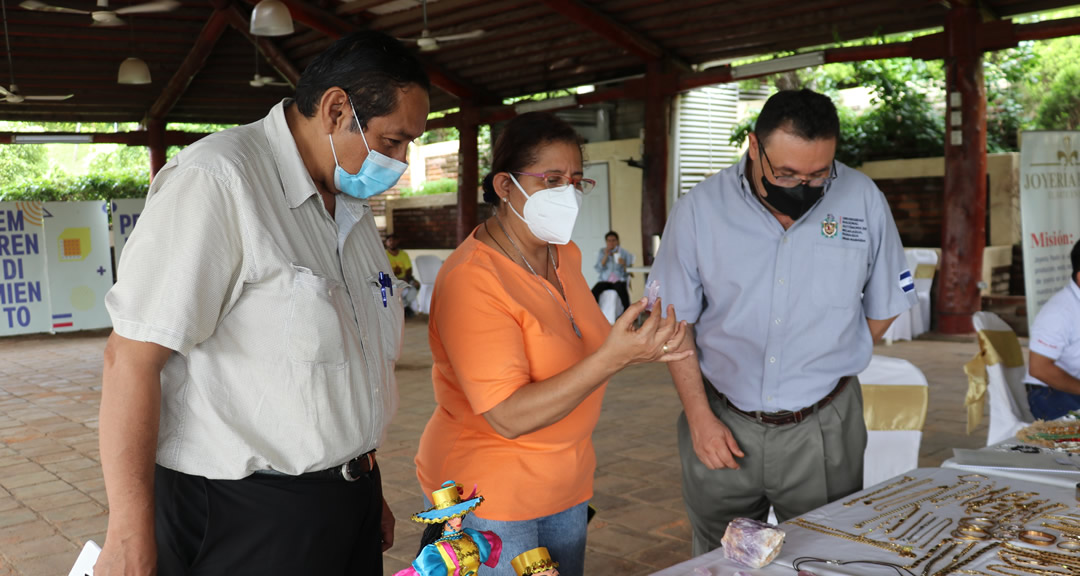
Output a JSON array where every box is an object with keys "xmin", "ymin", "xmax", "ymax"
[
  {"xmin": 417, "ymin": 521, "xmax": 446, "ymax": 557},
  {"xmin": 294, "ymin": 30, "xmax": 430, "ymax": 132},
  {"xmin": 605, "ymin": 231, "xmax": 619, "ymax": 241},
  {"xmin": 482, "ymin": 112, "xmax": 584, "ymax": 205},
  {"xmin": 754, "ymin": 89, "xmax": 839, "ymax": 146}
]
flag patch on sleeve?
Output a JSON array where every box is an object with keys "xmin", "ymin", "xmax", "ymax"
[{"xmin": 899, "ymin": 270, "xmax": 915, "ymax": 293}]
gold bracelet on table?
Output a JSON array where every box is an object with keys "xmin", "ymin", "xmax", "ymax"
[{"xmin": 1018, "ymin": 530, "xmax": 1057, "ymax": 546}]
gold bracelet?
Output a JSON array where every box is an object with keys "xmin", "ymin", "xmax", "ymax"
[
  {"xmin": 1056, "ymin": 539, "xmax": 1080, "ymax": 552},
  {"xmin": 1018, "ymin": 530, "xmax": 1057, "ymax": 546},
  {"xmin": 953, "ymin": 529, "xmax": 991, "ymax": 541},
  {"xmin": 844, "ymin": 475, "xmax": 917, "ymax": 506},
  {"xmin": 960, "ymin": 517, "xmax": 998, "ymax": 529}
]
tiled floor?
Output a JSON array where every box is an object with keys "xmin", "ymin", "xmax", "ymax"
[{"xmin": 0, "ymin": 321, "xmax": 994, "ymax": 575}]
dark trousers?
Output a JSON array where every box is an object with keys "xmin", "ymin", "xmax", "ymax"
[
  {"xmin": 591, "ymin": 281, "xmax": 630, "ymax": 311},
  {"xmin": 155, "ymin": 463, "xmax": 383, "ymax": 575},
  {"xmin": 1027, "ymin": 384, "xmax": 1080, "ymax": 421}
]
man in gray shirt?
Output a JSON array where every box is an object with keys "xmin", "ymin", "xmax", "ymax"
[
  {"xmin": 651, "ymin": 89, "xmax": 916, "ymax": 555},
  {"xmin": 97, "ymin": 31, "xmax": 429, "ymax": 575}
]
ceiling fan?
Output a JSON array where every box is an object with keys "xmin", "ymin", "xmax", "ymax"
[
  {"xmin": 398, "ymin": 0, "xmax": 483, "ymax": 52},
  {"xmin": 19, "ymin": 0, "xmax": 179, "ymax": 27},
  {"xmin": 249, "ymin": 46, "xmax": 289, "ymax": 88},
  {"xmin": 1, "ymin": 0, "xmax": 72, "ymax": 102}
]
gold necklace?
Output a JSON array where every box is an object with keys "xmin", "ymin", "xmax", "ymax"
[
  {"xmin": 493, "ymin": 212, "xmax": 582, "ymax": 339},
  {"xmin": 791, "ymin": 518, "xmax": 916, "ymax": 557},
  {"xmin": 845, "ymin": 476, "xmax": 917, "ymax": 506}
]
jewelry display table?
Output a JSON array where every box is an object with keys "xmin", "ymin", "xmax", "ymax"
[{"xmin": 651, "ymin": 467, "xmax": 1080, "ymax": 576}]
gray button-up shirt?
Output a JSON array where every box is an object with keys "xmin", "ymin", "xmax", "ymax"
[
  {"xmin": 652, "ymin": 154, "xmax": 916, "ymax": 413},
  {"xmin": 106, "ymin": 101, "xmax": 403, "ymax": 479}
]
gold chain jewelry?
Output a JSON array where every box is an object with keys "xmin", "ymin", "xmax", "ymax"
[
  {"xmin": 856, "ymin": 502, "xmax": 921, "ymax": 529},
  {"xmin": 910, "ymin": 538, "xmax": 956, "ymax": 570},
  {"xmin": 895, "ymin": 512, "xmax": 934, "ymax": 542},
  {"xmin": 928, "ymin": 543, "xmax": 1001, "ymax": 576},
  {"xmin": 791, "ymin": 518, "xmax": 916, "ymax": 557},
  {"xmin": 846, "ymin": 475, "xmax": 918, "ymax": 506},
  {"xmin": 864, "ymin": 478, "xmax": 937, "ymax": 507},
  {"xmin": 923, "ymin": 541, "xmax": 961, "ymax": 575},
  {"xmin": 876, "ymin": 486, "xmax": 953, "ymax": 511},
  {"xmin": 920, "ymin": 518, "xmax": 955, "ymax": 549}
]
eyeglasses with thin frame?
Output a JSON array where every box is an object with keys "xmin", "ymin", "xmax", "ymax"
[
  {"xmin": 759, "ymin": 144, "xmax": 837, "ymax": 188},
  {"xmin": 513, "ymin": 171, "xmax": 597, "ymax": 194}
]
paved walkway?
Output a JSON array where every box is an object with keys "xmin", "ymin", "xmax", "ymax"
[{"xmin": 0, "ymin": 321, "xmax": 995, "ymax": 575}]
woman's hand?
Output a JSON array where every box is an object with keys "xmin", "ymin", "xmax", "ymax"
[{"xmin": 601, "ymin": 297, "xmax": 691, "ymax": 370}]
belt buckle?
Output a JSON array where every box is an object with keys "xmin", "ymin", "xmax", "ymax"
[
  {"xmin": 792, "ymin": 410, "xmax": 804, "ymax": 424},
  {"xmin": 340, "ymin": 452, "xmax": 373, "ymax": 482}
]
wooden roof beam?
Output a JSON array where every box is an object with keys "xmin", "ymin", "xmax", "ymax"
[
  {"xmin": 242, "ymin": 0, "xmax": 484, "ymax": 102},
  {"xmin": 146, "ymin": 8, "xmax": 231, "ymax": 123},
  {"xmin": 225, "ymin": 5, "xmax": 302, "ymax": 86},
  {"xmin": 536, "ymin": 0, "xmax": 690, "ymax": 71}
]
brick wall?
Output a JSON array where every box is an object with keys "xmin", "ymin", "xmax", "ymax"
[
  {"xmin": 874, "ymin": 176, "xmax": 945, "ymax": 248},
  {"xmin": 390, "ymin": 200, "xmax": 493, "ymax": 249},
  {"xmin": 425, "ymin": 153, "xmax": 458, "ymax": 181}
]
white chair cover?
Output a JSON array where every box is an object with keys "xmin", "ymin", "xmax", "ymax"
[
  {"xmin": 858, "ymin": 355, "xmax": 929, "ymax": 488},
  {"xmin": 971, "ymin": 311, "xmax": 1033, "ymax": 446},
  {"xmin": 911, "ymin": 249, "xmax": 938, "ymax": 337},
  {"xmin": 413, "ymin": 255, "xmax": 443, "ymax": 315},
  {"xmin": 597, "ymin": 289, "xmax": 625, "ymax": 325}
]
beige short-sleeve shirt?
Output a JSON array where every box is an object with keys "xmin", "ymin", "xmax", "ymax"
[{"xmin": 106, "ymin": 100, "xmax": 404, "ymax": 479}]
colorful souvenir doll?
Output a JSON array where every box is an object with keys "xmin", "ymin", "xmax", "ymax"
[{"xmin": 395, "ymin": 481, "xmax": 502, "ymax": 576}]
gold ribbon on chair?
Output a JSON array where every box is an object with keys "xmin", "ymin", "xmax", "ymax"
[
  {"xmin": 914, "ymin": 264, "xmax": 937, "ymax": 279},
  {"xmin": 964, "ymin": 329, "xmax": 1025, "ymax": 434},
  {"xmin": 861, "ymin": 384, "xmax": 928, "ymax": 431}
]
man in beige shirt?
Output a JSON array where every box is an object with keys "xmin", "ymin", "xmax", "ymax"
[{"xmin": 96, "ymin": 30, "xmax": 429, "ymax": 575}]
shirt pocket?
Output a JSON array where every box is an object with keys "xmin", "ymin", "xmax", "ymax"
[
  {"xmin": 811, "ymin": 243, "xmax": 868, "ymax": 309},
  {"xmin": 368, "ymin": 273, "xmax": 404, "ymax": 362},
  {"xmin": 286, "ymin": 265, "xmax": 348, "ymax": 365}
]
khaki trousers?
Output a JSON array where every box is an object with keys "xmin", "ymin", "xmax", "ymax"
[{"xmin": 677, "ymin": 377, "xmax": 867, "ymax": 555}]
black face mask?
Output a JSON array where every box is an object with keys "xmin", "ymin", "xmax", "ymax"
[{"xmin": 757, "ymin": 176, "xmax": 825, "ymax": 221}]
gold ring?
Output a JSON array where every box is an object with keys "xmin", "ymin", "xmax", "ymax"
[
  {"xmin": 1018, "ymin": 530, "xmax": 1056, "ymax": 546},
  {"xmin": 951, "ymin": 529, "xmax": 989, "ymax": 541},
  {"xmin": 662, "ymin": 344, "xmax": 670, "ymax": 354}
]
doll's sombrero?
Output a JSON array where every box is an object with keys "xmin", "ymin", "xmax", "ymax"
[
  {"xmin": 411, "ymin": 480, "xmax": 484, "ymax": 524},
  {"xmin": 512, "ymin": 547, "xmax": 559, "ymax": 576}
]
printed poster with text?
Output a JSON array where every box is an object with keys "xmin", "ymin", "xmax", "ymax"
[
  {"xmin": 111, "ymin": 197, "xmax": 146, "ymax": 272},
  {"xmin": 0, "ymin": 201, "xmax": 51, "ymax": 336},
  {"xmin": 43, "ymin": 201, "xmax": 114, "ymax": 332},
  {"xmin": 1020, "ymin": 131, "xmax": 1080, "ymax": 325}
]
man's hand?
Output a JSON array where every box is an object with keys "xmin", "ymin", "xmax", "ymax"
[
  {"xmin": 380, "ymin": 496, "xmax": 395, "ymax": 552},
  {"xmin": 94, "ymin": 533, "xmax": 156, "ymax": 576},
  {"xmin": 686, "ymin": 411, "xmax": 744, "ymax": 470}
]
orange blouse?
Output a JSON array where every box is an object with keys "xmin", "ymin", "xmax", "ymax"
[{"xmin": 415, "ymin": 230, "xmax": 611, "ymax": 521}]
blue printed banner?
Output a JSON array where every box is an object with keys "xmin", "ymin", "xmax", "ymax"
[{"xmin": 0, "ymin": 201, "xmax": 51, "ymax": 336}]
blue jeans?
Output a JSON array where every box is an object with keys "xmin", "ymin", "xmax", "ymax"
[
  {"xmin": 1027, "ymin": 384, "xmax": 1080, "ymax": 420},
  {"xmin": 422, "ymin": 496, "xmax": 588, "ymax": 576}
]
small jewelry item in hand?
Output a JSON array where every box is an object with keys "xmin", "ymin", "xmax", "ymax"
[
  {"xmin": 644, "ymin": 279, "xmax": 660, "ymax": 312},
  {"xmin": 662, "ymin": 343, "xmax": 670, "ymax": 354}
]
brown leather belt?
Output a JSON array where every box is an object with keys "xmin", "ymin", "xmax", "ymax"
[{"xmin": 719, "ymin": 376, "xmax": 851, "ymax": 426}]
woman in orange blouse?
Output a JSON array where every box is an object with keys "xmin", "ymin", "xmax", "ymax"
[{"xmin": 414, "ymin": 112, "xmax": 689, "ymax": 576}]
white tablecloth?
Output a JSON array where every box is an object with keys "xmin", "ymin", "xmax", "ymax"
[{"xmin": 650, "ymin": 467, "xmax": 1080, "ymax": 576}]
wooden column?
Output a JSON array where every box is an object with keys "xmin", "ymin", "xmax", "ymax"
[
  {"xmin": 938, "ymin": 0, "xmax": 987, "ymax": 334},
  {"xmin": 456, "ymin": 108, "xmax": 479, "ymax": 246},
  {"xmin": 148, "ymin": 118, "xmax": 166, "ymax": 180},
  {"xmin": 641, "ymin": 60, "xmax": 673, "ymax": 265}
]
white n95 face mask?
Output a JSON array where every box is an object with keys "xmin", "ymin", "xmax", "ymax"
[{"xmin": 506, "ymin": 173, "xmax": 582, "ymax": 245}]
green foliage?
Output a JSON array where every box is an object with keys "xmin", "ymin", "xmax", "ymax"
[
  {"xmin": 1035, "ymin": 61, "xmax": 1080, "ymax": 130},
  {"xmin": 400, "ymin": 177, "xmax": 457, "ymax": 197},
  {"xmin": 89, "ymin": 146, "xmax": 151, "ymax": 179},
  {"xmin": 0, "ymin": 145, "xmax": 49, "ymax": 188},
  {"xmin": 0, "ymin": 172, "xmax": 148, "ymax": 202}
]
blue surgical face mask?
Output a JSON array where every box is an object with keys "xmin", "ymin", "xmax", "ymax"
[{"xmin": 328, "ymin": 100, "xmax": 408, "ymax": 199}]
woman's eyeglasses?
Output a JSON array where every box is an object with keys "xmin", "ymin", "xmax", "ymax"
[{"xmin": 513, "ymin": 171, "xmax": 597, "ymax": 194}]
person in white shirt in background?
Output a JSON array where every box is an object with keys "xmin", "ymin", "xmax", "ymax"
[
  {"xmin": 591, "ymin": 230, "xmax": 634, "ymax": 313},
  {"xmin": 1025, "ymin": 239, "xmax": 1080, "ymax": 421}
]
